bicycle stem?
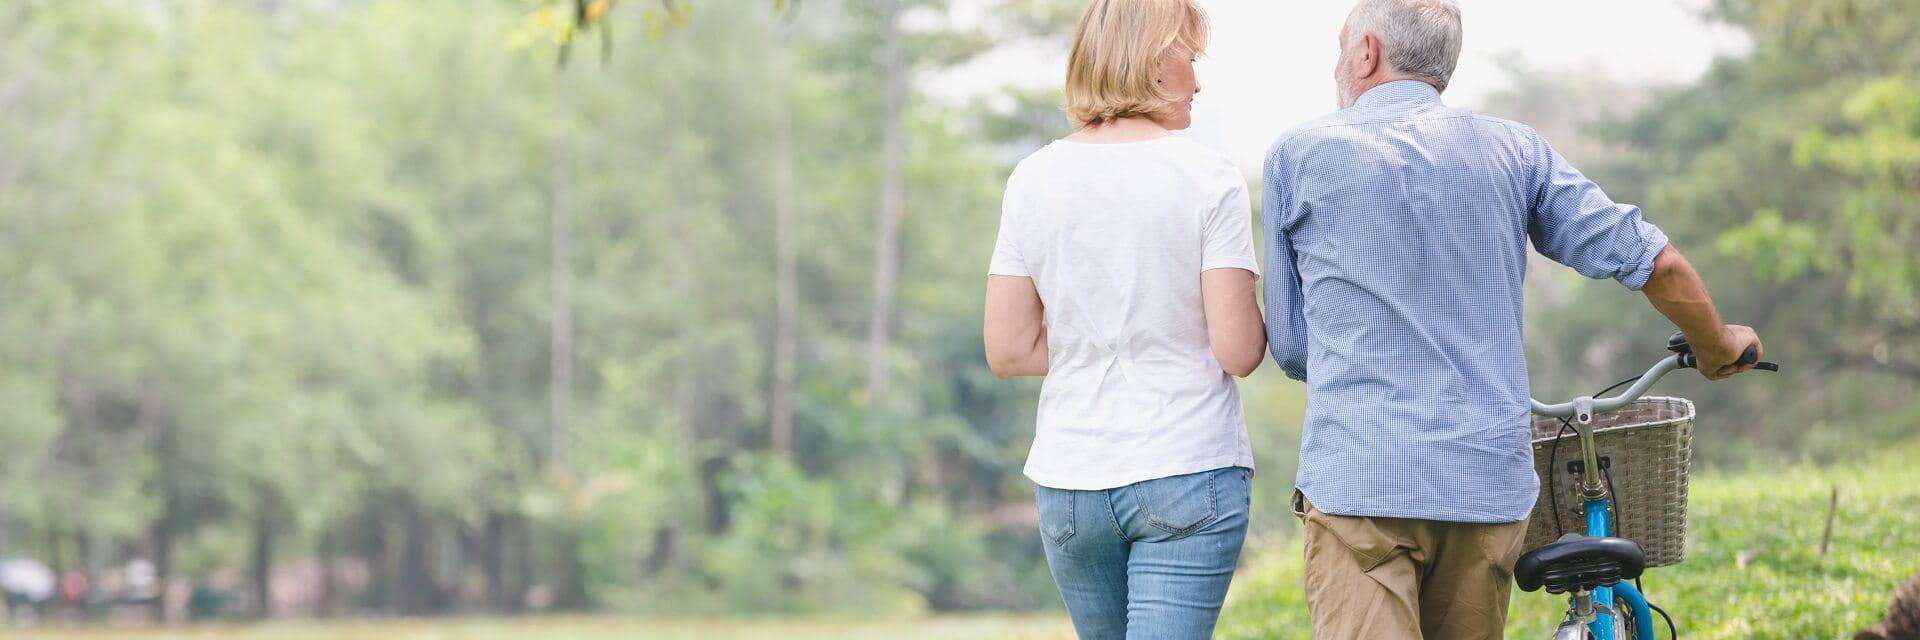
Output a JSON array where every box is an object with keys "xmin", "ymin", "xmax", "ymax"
[{"xmin": 1573, "ymin": 396, "xmax": 1605, "ymax": 499}]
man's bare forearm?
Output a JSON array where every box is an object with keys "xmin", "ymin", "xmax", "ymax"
[
  {"xmin": 1642, "ymin": 245, "xmax": 1724, "ymax": 345},
  {"xmin": 1641, "ymin": 244, "xmax": 1763, "ymax": 379}
]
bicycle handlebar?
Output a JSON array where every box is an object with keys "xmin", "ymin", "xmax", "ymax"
[
  {"xmin": 1531, "ymin": 340, "xmax": 1779, "ymax": 418},
  {"xmin": 1531, "ymin": 354, "xmax": 1687, "ymax": 418}
]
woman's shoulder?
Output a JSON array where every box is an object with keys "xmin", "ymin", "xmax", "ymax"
[
  {"xmin": 1007, "ymin": 137, "xmax": 1241, "ymax": 194},
  {"xmin": 1152, "ymin": 137, "xmax": 1247, "ymax": 194},
  {"xmin": 1158, "ymin": 136, "xmax": 1239, "ymax": 170},
  {"xmin": 1022, "ymin": 136, "xmax": 1231, "ymax": 169},
  {"xmin": 1003, "ymin": 142, "xmax": 1063, "ymax": 194}
]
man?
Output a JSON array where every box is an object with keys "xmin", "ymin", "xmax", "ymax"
[{"xmin": 1261, "ymin": 1, "xmax": 1765, "ymax": 637}]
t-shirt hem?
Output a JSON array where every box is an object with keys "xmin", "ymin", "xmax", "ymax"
[
  {"xmin": 1025, "ymin": 454, "xmax": 1255, "ymax": 491},
  {"xmin": 1202, "ymin": 259, "xmax": 1261, "ymax": 277}
]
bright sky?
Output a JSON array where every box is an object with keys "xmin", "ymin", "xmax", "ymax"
[{"xmin": 929, "ymin": 0, "xmax": 1751, "ymax": 172}]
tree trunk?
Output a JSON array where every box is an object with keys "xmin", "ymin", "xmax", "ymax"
[
  {"xmin": 45, "ymin": 526, "xmax": 63, "ymax": 586},
  {"xmin": 250, "ymin": 505, "xmax": 273, "ymax": 619},
  {"xmin": 547, "ymin": 47, "xmax": 591, "ymax": 619},
  {"xmin": 641, "ymin": 525, "xmax": 678, "ymax": 578},
  {"xmin": 509, "ymin": 514, "xmax": 530, "ymax": 612},
  {"xmin": 318, "ymin": 530, "xmax": 337, "ymax": 618},
  {"xmin": 445, "ymin": 525, "xmax": 468, "ymax": 612},
  {"xmin": 151, "ymin": 518, "xmax": 170, "ymax": 622},
  {"xmin": 364, "ymin": 501, "xmax": 394, "ymax": 614},
  {"xmin": 481, "ymin": 511, "xmax": 508, "ymax": 612},
  {"xmin": 150, "ymin": 417, "xmax": 176, "ymax": 624},
  {"xmin": 551, "ymin": 527, "xmax": 590, "ymax": 610},
  {"xmin": 661, "ymin": 35, "xmax": 697, "ymax": 430},
  {"xmin": 699, "ymin": 456, "xmax": 732, "ymax": 534},
  {"xmin": 769, "ymin": 18, "xmax": 799, "ymax": 455},
  {"xmin": 661, "ymin": 34, "xmax": 719, "ymax": 540},
  {"xmin": 45, "ymin": 526, "xmax": 65, "ymax": 620},
  {"xmin": 396, "ymin": 501, "xmax": 435, "ymax": 615},
  {"xmin": 74, "ymin": 528, "xmax": 94, "ymax": 620},
  {"xmin": 549, "ymin": 60, "xmax": 576, "ymax": 471},
  {"xmin": 864, "ymin": 0, "xmax": 906, "ymax": 421}
]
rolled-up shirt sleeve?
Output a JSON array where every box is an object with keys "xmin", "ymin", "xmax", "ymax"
[
  {"xmin": 1262, "ymin": 146, "xmax": 1309, "ymax": 381},
  {"xmin": 1524, "ymin": 128, "xmax": 1669, "ymax": 290}
]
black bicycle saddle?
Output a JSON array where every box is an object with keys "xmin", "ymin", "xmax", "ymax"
[{"xmin": 1514, "ymin": 533, "xmax": 1646, "ymax": 594}]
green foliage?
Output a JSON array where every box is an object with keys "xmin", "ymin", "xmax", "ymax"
[
  {"xmin": 1721, "ymin": 77, "xmax": 1920, "ymax": 314},
  {"xmin": 1716, "ymin": 208, "xmax": 1833, "ymax": 281},
  {"xmin": 1510, "ymin": 0, "xmax": 1920, "ymax": 465},
  {"xmin": 0, "ymin": 0, "xmax": 1068, "ymax": 616},
  {"xmin": 1217, "ymin": 444, "xmax": 1920, "ymax": 639}
]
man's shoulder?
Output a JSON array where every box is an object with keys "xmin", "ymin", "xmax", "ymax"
[
  {"xmin": 1264, "ymin": 110, "xmax": 1413, "ymax": 169},
  {"xmin": 1266, "ymin": 112, "xmax": 1359, "ymax": 160},
  {"xmin": 1266, "ymin": 110, "xmax": 1544, "ymax": 165},
  {"xmin": 1465, "ymin": 112, "xmax": 1542, "ymax": 141}
]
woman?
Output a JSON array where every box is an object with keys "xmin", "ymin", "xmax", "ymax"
[{"xmin": 981, "ymin": 1, "xmax": 1265, "ymax": 637}]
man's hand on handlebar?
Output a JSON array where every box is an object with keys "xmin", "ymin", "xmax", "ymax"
[{"xmin": 1691, "ymin": 324, "xmax": 1763, "ymax": 381}]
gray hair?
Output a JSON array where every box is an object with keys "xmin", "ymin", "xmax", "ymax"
[{"xmin": 1346, "ymin": 0, "xmax": 1463, "ymax": 91}]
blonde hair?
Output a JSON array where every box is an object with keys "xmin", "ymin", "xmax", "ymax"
[{"xmin": 1064, "ymin": 0, "xmax": 1209, "ymax": 129}]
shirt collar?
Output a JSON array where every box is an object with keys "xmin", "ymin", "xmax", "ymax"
[{"xmin": 1352, "ymin": 79, "xmax": 1444, "ymax": 110}]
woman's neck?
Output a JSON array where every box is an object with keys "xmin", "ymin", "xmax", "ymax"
[{"xmin": 1065, "ymin": 117, "xmax": 1172, "ymax": 144}]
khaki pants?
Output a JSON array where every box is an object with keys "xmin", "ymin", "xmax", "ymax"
[{"xmin": 1291, "ymin": 491, "xmax": 1529, "ymax": 639}]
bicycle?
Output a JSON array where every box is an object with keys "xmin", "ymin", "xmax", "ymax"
[{"xmin": 1515, "ymin": 332, "xmax": 1777, "ymax": 640}]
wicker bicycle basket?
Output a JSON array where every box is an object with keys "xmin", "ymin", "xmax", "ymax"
[{"xmin": 1523, "ymin": 396, "xmax": 1695, "ymax": 567}]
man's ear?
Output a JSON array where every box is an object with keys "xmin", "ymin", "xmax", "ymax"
[{"xmin": 1360, "ymin": 33, "xmax": 1383, "ymax": 79}]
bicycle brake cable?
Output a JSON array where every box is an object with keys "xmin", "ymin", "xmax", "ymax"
[{"xmin": 1548, "ymin": 418, "xmax": 1575, "ymax": 538}]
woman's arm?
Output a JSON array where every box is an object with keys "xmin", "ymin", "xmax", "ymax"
[
  {"xmin": 983, "ymin": 275, "xmax": 1049, "ymax": 378},
  {"xmin": 1202, "ymin": 268, "xmax": 1265, "ymax": 377}
]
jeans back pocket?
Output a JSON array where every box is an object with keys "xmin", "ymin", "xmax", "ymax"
[
  {"xmin": 1035, "ymin": 485, "xmax": 1076, "ymax": 546},
  {"xmin": 1135, "ymin": 469, "xmax": 1219, "ymax": 537}
]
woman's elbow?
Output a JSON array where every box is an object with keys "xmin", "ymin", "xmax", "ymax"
[
  {"xmin": 1224, "ymin": 352, "xmax": 1263, "ymax": 378},
  {"xmin": 984, "ymin": 344, "xmax": 1014, "ymax": 379},
  {"xmin": 985, "ymin": 344, "xmax": 1039, "ymax": 378},
  {"xmin": 986, "ymin": 356, "xmax": 1015, "ymax": 379},
  {"xmin": 1216, "ymin": 341, "xmax": 1265, "ymax": 378}
]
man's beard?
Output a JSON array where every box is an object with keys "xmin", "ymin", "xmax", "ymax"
[{"xmin": 1334, "ymin": 49, "xmax": 1357, "ymax": 110}]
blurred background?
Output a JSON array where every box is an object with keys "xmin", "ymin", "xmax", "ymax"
[{"xmin": 0, "ymin": 0, "xmax": 1914, "ymax": 637}]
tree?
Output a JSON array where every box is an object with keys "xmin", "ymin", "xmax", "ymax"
[
  {"xmin": 1513, "ymin": 0, "xmax": 1920, "ymax": 460},
  {"xmin": 863, "ymin": 0, "xmax": 906, "ymax": 425}
]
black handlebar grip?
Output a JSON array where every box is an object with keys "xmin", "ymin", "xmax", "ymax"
[
  {"xmin": 1681, "ymin": 345, "xmax": 1780, "ymax": 371},
  {"xmin": 1735, "ymin": 345, "xmax": 1781, "ymax": 372}
]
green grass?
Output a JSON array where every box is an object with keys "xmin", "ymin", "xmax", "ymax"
[
  {"xmin": 0, "ymin": 615, "xmax": 1074, "ymax": 640},
  {"xmin": 10, "ymin": 449, "xmax": 1913, "ymax": 640},
  {"xmin": 1217, "ymin": 443, "xmax": 1920, "ymax": 639}
]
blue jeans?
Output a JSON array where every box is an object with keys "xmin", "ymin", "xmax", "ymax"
[{"xmin": 1036, "ymin": 466, "xmax": 1252, "ymax": 640}]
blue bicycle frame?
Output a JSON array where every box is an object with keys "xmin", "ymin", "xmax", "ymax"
[{"xmin": 1583, "ymin": 493, "xmax": 1655, "ymax": 639}]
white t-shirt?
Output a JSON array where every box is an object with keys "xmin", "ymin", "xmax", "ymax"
[{"xmin": 990, "ymin": 136, "xmax": 1260, "ymax": 491}]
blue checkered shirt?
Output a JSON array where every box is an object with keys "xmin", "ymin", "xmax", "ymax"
[{"xmin": 1263, "ymin": 81, "xmax": 1669, "ymax": 523}]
